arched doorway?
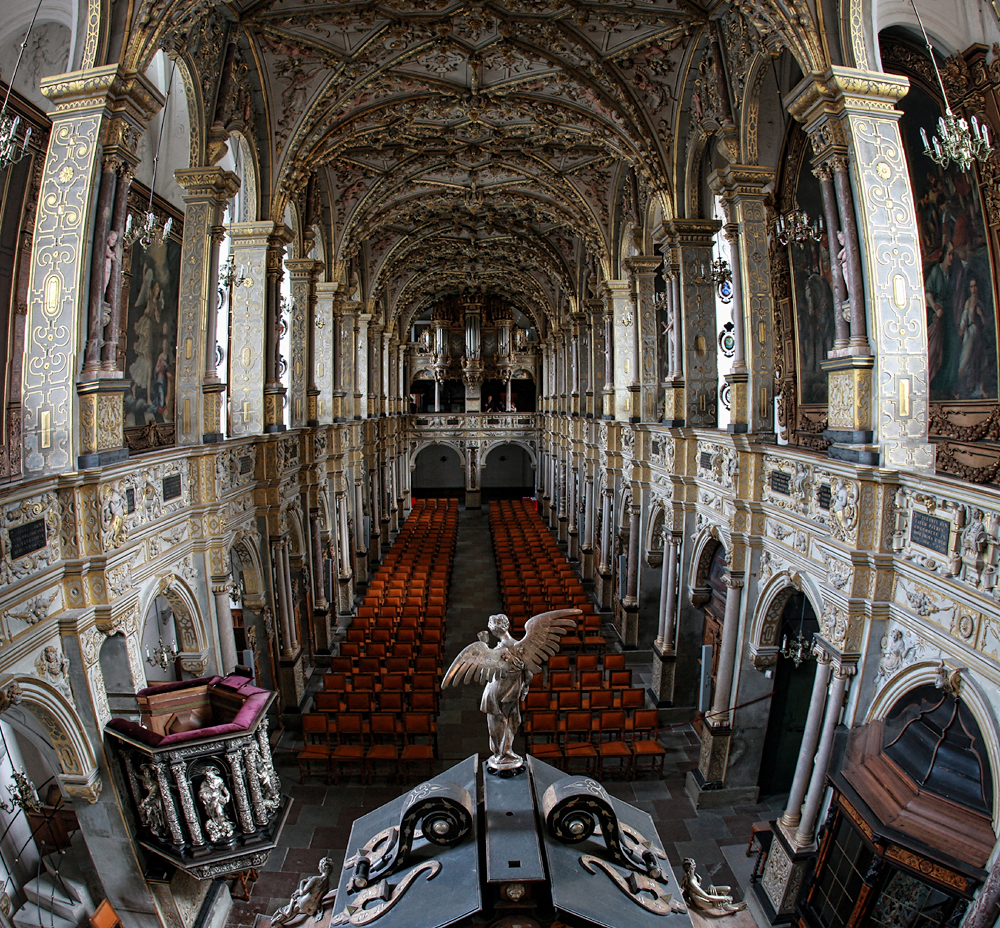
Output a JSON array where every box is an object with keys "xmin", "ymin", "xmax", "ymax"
[
  {"xmin": 411, "ymin": 444, "xmax": 464, "ymax": 498},
  {"xmin": 757, "ymin": 591, "xmax": 820, "ymax": 795},
  {"xmin": 481, "ymin": 443, "xmax": 533, "ymax": 499}
]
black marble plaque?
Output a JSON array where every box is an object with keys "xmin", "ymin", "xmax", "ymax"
[
  {"xmin": 910, "ymin": 511, "xmax": 951, "ymax": 554},
  {"xmin": 162, "ymin": 474, "xmax": 182, "ymax": 501},
  {"xmin": 817, "ymin": 484, "xmax": 832, "ymax": 510},
  {"xmin": 239, "ymin": 455, "xmax": 253, "ymax": 475},
  {"xmin": 699, "ymin": 451, "xmax": 713, "ymax": 470},
  {"xmin": 770, "ymin": 471, "xmax": 791, "ymax": 495},
  {"xmin": 9, "ymin": 519, "xmax": 47, "ymax": 559}
]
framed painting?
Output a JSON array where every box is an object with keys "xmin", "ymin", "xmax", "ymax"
[
  {"xmin": 122, "ymin": 185, "xmax": 183, "ymax": 442},
  {"xmin": 897, "ymin": 81, "xmax": 998, "ymax": 402},
  {"xmin": 787, "ymin": 164, "xmax": 837, "ymax": 406}
]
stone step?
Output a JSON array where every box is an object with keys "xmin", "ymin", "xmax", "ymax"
[
  {"xmin": 24, "ymin": 872, "xmax": 88, "ymax": 922},
  {"xmin": 12, "ymin": 900, "xmax": 79, "ymax": 928},
  {"xmin": 43, "ymin": 847, "xmax": 94, "ymax": 915}
]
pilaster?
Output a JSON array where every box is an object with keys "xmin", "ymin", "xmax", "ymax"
[
  {"xmin": 174, "ymin": 167, "xmax": 240, "ymax": 445},
  {"xmin": 315, "ymin": 283, "xmax": 337, "ymax": 423},
  {"xmin": 227, "ymin": 222, "xmax": 274, "ymax": 438},
  {"xmin": 285, "ymin": 258, "xmax": 321, "ymax": 429}
]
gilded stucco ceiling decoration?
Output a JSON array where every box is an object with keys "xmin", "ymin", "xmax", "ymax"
[{"xmin": 237, "ymin": 0, "xmax": 706, "ymax": 326}]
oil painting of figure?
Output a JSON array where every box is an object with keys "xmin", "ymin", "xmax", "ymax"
[
  {"xmin": 124, "ymin": 235, "xmax": 181, "ymax": 429},
  {"xmin": 899, "ymin": 81, "xmax": 998, "ymax": 402}
]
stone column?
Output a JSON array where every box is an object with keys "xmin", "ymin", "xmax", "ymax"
[
  {"xmin": 173, "ymin": 168, "xmax": 240, "ymax": 445},
  {"xmin": 567, "ymin": 465, "xmax": 579, "ymax": 561},
  {"xmin": 228, "ymin": 223, "xmax": 275, "ymax": 437},
  {"xmin": 263, "ymin": 226, "xmax": 293, "ymax": 432},
  {"xmin": 581, "ymin": 472, "xmax": 595, "ymax": 579},
  {"xmin": 310, "ymin": 509, "xmax": 332, "ymax": 652},
  {"xmin": 788, "ymin": 68, "xmax": 934, "ymax": 471},
  {"xmin": 602, "ymin": 300, "xmax": 615, "ymax": 418},
  {"xmin": 212, "ymin": 578, "xmax": 238, "ymax": 675},
  {"xmin": 814, "ymin": 164, "xmax": 850, "ymax": 349},
  {"xmin": 710, "ymin": 572, "xmax": 744, "ymax": 723},
  {"xmin": 368, "ymin": 324, "xmax": 382, "ymax": 416},
  {"xmin": 285, "ymin": 259, "xmax": 321, "ymax": 428},
  {"xmin": 604, "ymin": 279, "xmax": 636, "ymax": 421},
  {"xmin": 273, "ymin": 540, "xmax": 293, "ymax": 656},
  {"xmin": 101, "ymin": 157, "xmax": 136, "ymax": 374},
  {"xmin": 666, "ymin": 219, "xmax": 721, "ymax": 429},
  {"xmin": 795, "ymin": 662, "xmax": 854, "ymax": 848},
  {"xmin": 661, "ymin": 239, "xmax": 686, "ymax": 426},
  {"xmin": 23, "ymin": 67, "xmax": 160, "ymax": 476},
  {"xmin": 316, "ymin": 283, "xmax": 337, "ymax": 423},
  {"xmin": 620, "ymin": 503, "xmax": 641, "ymax": 646},
  {"xmin": 628, "ymin": 256, "xmax": 661, "ymax": 422},
  {"xmin": 650, "ymin": 533, "xmax": 679, "ymax": 705},
  {"xmin": 356, "ymin": 314, "xmax": 370, "ymax": 418},
  {"xmin": 780, "ymin": 647, "xmax": 834, "ymax": 830}
]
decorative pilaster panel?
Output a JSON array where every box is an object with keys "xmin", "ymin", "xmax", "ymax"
[
  {"xmin": 227, "ymin": 222, "xmax": 273, "ymax": 437},
  {"xmin": 356, "ymin": 313, "xmax": 370, "ymax": 419},
  {"xmin": 174, "ymin": 168, "xmax": 240, "ymax": 446},
  {"xmin": 717, "ymin": 165, "xmax": 776, "ymax": 434},
  {"xmin": 606, "ymin": 280, "xmax": 635, "ymax": 421},
  {"xmin": 840, "ymin": 71, "xmax": 934, "ymax": 472},
  {"xmin": 23, "ymin": 67, "xmax": 119, "ymax": 476},
  {"xmin": 669, "ymin": 220, "xmax": 721, "ymax": 428},
  {"xmin": 285, "ymin": 259, "xmax": 320, "ymax": 429},
  {"xmin": 315, "ymin": 283, "xmax": 336, "ymax": 424},
  {"xmin": 341, "ymin": 305, "xmax": 358, "ymax": 420},
  {"xmin": 630, "ymin": 256, "xmax": 662, "ymax": 423}
]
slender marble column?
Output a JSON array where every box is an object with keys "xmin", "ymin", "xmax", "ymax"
[
  {"xmin": 311, "ymin": 511, "xmax": 328, "ymax": 612},
  {"xmin": 795, "ymin": 662, "xmax": 854, "ymax": 847},
  {"xmin": 599, "ymin": 488, "xmax": 613, "ymax": 572},
  {"xmin": 282, "ymin": 544, "xmax": 298, "ymax": 650},
  {"xmin": 815, "ymin": 164, "xmax": 849, "ymax": 349},
  {"xmin": 272, "ymin": 541, "xmax": 291, "ymax": 653},
  {"xmin": 657, "ymin": 535, "xmax": 680, "ymax": 650},
  {"xmin": 624, "ymin": 506, "xmax": 640, "ymax": 607},
  {"xmin": 213, "ymin": 581, "xmax": 238, "ymax": 674},
  {"xmin": 339, "ymin": 493, "xmax": 353, "ymax": 576},
  {"xmin": 709, "ymin": 573, "xmax": 744, "ymax": 724},
  {"xmin": 582, "ymin": 475, "xmax": 595, "ymax": 552},
  {"xmin": 831, "ymin": 156, "xmax": 869, "ymax": 351},
  {"xmin": 780, "ymin": 648, "xmax": 833, "ymax": 830}
]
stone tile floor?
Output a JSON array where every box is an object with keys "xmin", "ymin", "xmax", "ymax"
[{"xmin": 225, "ymin": 505, "xmax": 783, "ymax": 927}]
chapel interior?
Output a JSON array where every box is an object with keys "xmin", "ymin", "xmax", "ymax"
[{"xmin": 1, "ymin": 0, "xmax": 1000, "ymax": 924}]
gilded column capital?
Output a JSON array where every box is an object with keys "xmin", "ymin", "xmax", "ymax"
[{"xmin": 175, "ymin": 167, "xmax": 241, "ymax": 204}]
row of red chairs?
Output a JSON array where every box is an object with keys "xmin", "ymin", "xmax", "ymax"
[
  {"xmin": 298, "ymin": 711, "xmax": 437, "ymax": 784},
  {"xmin": 299, "ymin": 501, "xmax": 458, "ymax": 783},
  {"xmin": 490, "ymin": 500, "xmax": 604, "ymax": 648},
  {"xmin": 524, "ymin": 707, "xmax": 665, "ymax": 779}
]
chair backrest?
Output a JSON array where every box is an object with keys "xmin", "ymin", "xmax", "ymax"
[
  {"xmin": 600, "ymin": 709, "xmax": 627, "ymax": 737},
  {"xmin": 579, "ymin": 671, "xmax": 604, "ymax": 690},
  {"xmin": 411, "ymin": 691, "xmax": 437, "ymax": 711},
  {"xmin": 589, "ymin": 689, "xmax": 614, "ymax": 710},
  {"xmin": 620, "ymin": 688, "xmax": 645, "ymax": 710},
  {"xmin": 576, "ymin": 654, "xmax": 599, "ymax": 673},
  {"xmin": 633, "ymin": 709, "xmax": 659, "ymax": 734},
  {"xmin": 370, "ymin": 713, "xmax": 399, "ymax": 737},
  {"xmin": 557, "ymin": 690, "xmax": 583, "ymax": 712},
  {"xmin": 353, "ymin": 673, "xmax": 377, "ymax": 691},
  {"xmin": 323, "ymin": 673, "xmax": 347, "ymax": 691},
  {"xmin": 303, "ymin": 713, "xmax": 328, "ymax": 740},
  {"xmin": 564, "ymin": 711, "xmax": 593, "ymax": 736},
  {"xmin": 531, "ymin": 711, "xmax": 559, "ymax": 735},
  {"xmin": 549, "ymin": 655, "xmax": 571, "ymax": 672},
  {"xmin": 403, "ymin": 712, "xmax": 432, "ymax": 734},
  {"xmin": 609, "ymin": 669, "xmax": 633, "ymax": 689},
  {"xmin": 346, "ymin": 692, "xmax": 372, "ymax": 712},
  {"xmin": 337, "ymin": 713, "xmax": 364, "ymax": 738},
  {"xmin": 315, "ymin": 693, "xmax": 340, "ymax": 713},
  {"xmin": 90, "ymin": 899, "xmax": 124, "ymax": 928},
  {"xmin": 550, "ymin": 671, "xmax": 574, "ymax": 691},
  {"xmin": 604, "ymin": 653, "xmax": 626, "ymax": 671},
  {"xmin": 378, "ymin": 691, "xmax": 404, "ymax": 713}
]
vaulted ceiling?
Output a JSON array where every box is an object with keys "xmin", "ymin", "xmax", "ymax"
[{"xmin": 233, "ymin": 0, "xmax": 717, "ymax": 330}]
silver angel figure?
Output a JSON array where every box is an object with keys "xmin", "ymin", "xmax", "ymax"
[{"xmin": 444, "ymin": 609, "xmax": 580, "ymax": 773}]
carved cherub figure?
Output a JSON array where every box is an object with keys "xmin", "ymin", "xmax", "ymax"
[
  {"xmin": 681, "ymin": 857, "xmax": 747, "ymax": 915},
  {"xmin": 444, "ymin": 609, "xmax": 580, "ymax": 773}
]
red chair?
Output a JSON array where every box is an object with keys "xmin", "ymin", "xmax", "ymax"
[
  {"xmin": 596, "ymin": 709, "xmax": 633, "ymax": 779},
  {"xmin": 365, "ymin": 713, "xmax": 401, "ymax": 783},
  {"xmin": 563, "ymin": 711, "xmax": 598, "ymax": 776},
  {"xmin": 330, "ymin": 714, "xmax": 365, "ymax": 783},
  {"xmin": 400, "ymin": 712, "xmax": 438, "ymax": 779},
  {"xmin": 525, "ymin": 711, "xmax": 562, "ymax": 767},
  {"xmin": 298, "ymin": 713, "xmax": 331, "ymax": 783},
  {"xmin": 630, "ymin": 710, "xmax": 666, "ymax": 778}
]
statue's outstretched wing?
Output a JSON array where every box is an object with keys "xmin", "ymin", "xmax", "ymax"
[
  {"xmin": 442, "ymin": 640, "xmax": 508, "ymax": 688},
  {"xmin": 518, "ymin": 608, "xmax": 582, "ymax": 675}
]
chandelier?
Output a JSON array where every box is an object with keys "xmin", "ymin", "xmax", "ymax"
[
  {"xmin": 910, "ymin": 0, "xmax": 993, "ymax": 172},
  {"xmin": 146, "ymin": 636, "xmax": 178, "ymax": 672},
  {"xmin": 780, "ymin": 597, "xmax": 815, "ymax": 668},
  {"xmin": 125, "ymin": 58, "xmax": 178, "ymax": 249},
  {"xmin": 0, "ymin": 0, "xmax": 44, "ymax": 172},
  {"xmin": 776, "ymin": 209, "xmax": 823, "ymax": 246},
  {"xmin": 695, "ymin": 257, "xmax": 733, "ymax": 304}
]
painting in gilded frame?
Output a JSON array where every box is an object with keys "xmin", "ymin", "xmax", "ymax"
[
  {"xmin": 788, "ymin": 167, "xmax": 837, "ymax": 407},
  {"xmin": 123, "ymin": 203, "xmax": 183, "ymax": 432},
  {"xmin": 896, "ymin": 81, "xmax": 998, "ymax": 402}
]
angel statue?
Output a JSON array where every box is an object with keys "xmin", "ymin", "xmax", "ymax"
[{"xmin": 444, "ymin": 609, "xmax": 580, "ymax": 774}]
